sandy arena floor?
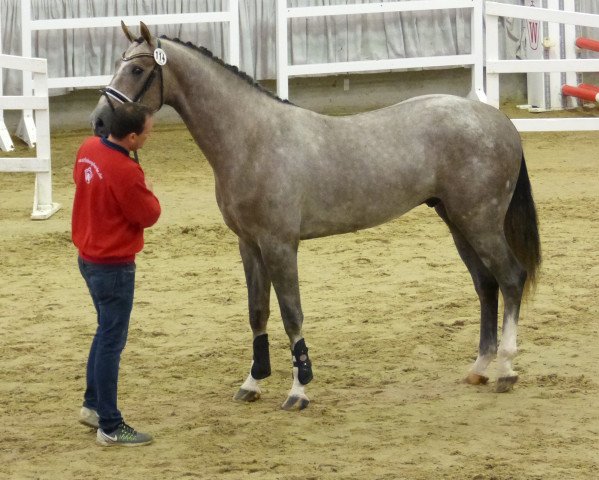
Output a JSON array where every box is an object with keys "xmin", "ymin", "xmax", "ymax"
[{"xmin": 0, "ymin": 122, "xmax": 598, "ymax": 479}]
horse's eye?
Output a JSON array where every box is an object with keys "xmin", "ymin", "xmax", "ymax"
[{"xmin": 132, "ymin": 66, "xmax": 143, "ymax": 75}]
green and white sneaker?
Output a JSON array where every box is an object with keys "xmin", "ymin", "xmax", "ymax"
[
  {"xmin": 79, "ymin": 406, "xmax": 99, "ymax": 429},
  {"xmin": 96, "ymin": 423, "xmax": 153, "ymax": 447}
]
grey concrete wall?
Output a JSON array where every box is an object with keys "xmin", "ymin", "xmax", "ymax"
[{"xmin": 276, "ymin": 69, "xmax": 526, "ymax": 115}]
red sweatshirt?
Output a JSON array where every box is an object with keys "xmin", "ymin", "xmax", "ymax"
[{"xmin": 72, "ymin": 136, "xmax": 161, "ymax": 264}]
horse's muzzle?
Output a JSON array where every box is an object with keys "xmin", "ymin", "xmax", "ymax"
[
  {"xmin": 90, "ymin": 102, "xmax": 113, "ymax": 137},
  {"xmin": 92, "ymin": 117, "xmax": 108, "ymax": 137}
]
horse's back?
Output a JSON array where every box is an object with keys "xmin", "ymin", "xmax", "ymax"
[
  {"xmin": 294, "ymin": 95, "xmax": 522, "ymax": 239},
  {"xmin": 351, "ymin": 94, "xmax": 518, "ymax": 143}
]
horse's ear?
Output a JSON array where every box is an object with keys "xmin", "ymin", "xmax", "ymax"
[
  {"xmin": 140, "ymin": 21, "xmax": 154, "ymax": 47},
  {"xmin": 121, "ymin": 21, "xmax": 136, "ymax": 43}
]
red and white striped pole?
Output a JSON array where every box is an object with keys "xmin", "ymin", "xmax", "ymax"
[
  {"xmin": 575, "ymin": 37, "xmax": 599, "ymax": 53},
  {"xmin": 561, "ymin": 84, "xmax": 599, "ymax": 103},
  {"xmin": 566, "ymin": 38, "xmax": 599, "ymax": 102},
  {"xmin": 578, "ymin": 83, "xmax": 599, "ymax": 94}
]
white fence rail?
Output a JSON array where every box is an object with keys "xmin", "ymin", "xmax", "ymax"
[
  {"xmin": 485, "ymin": 1, "xmax": 599, "ymax": 132},
  {"xmin": 0, "ymin": 53, "xmax": 60, "ymax": 219},
  {"xmin": 275, "ymin": 0, "xmax": 485, "ymax": 102}
]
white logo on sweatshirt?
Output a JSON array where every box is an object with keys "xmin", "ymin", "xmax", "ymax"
[
  {"xmin": 78, "ymin": 158, "xmax": 103, "ymax": 181},
  {"xmin": 84, "ymin": 167, "xmax": 93, "ymax": 184}
]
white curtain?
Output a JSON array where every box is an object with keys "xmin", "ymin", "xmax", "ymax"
[{"xmin": 2, "ymin": 0, "xmax": 599, "ymax": 94}]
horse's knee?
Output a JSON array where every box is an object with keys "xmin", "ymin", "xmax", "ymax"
[
  {"xmin": 281, "ymin": 306, "xmax": 304, "ymax": 340},
  {"xmin": 249, "ymin": 308, "xmax": 270, "ymax": 332}
]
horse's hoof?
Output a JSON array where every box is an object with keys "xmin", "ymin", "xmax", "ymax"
[
  {"xmin": 281, "ymin": 395, "xmax": 310, "ymax": 411},
  {"xmin": 233, "ymin": 388, "xmax": 261, "ymax": 402},
  {"xmin": 495, "ymin": 375, "xmax": 518, "ymax": 393},
  {"xmin": 465, "ymin": 373, "xmax": 489, "ymax": 385}
]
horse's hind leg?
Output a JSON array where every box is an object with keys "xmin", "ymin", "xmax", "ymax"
[
  {"xmin": 435, "ymin": 204, "xmax": 499, "ymax": 385},
  {"xmin": 448, "ymin": 210, "xmax": 527, "ymax": 392},
  {"xmin": 234, "ymin": 239, "xmax": 272, "ymax": 403},
  {"xmin": 472, "ymin": 240, "xmax": 525, "ymax": 392}
]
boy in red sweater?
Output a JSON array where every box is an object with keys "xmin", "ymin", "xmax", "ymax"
[{"xmin": 72, "ymin": 103, "xmax": 161, "ymax": 446}]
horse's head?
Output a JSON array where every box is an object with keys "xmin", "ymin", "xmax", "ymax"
[{"xmin": 91, "ymin": 21, "xmax": 167, "ymax": 136}]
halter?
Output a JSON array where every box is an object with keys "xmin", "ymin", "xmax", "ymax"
[{"xmin": 100, "ymin": 38, "xmax": 165, "ymax": 112}]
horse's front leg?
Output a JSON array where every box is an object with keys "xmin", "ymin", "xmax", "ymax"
[
  {"xmin": 260, "ymin": 237, "xmax": 312, "ymax": 411},
  {"xmin": 234, "ymin": 239, "xmax": 272, "ymax": 403}
]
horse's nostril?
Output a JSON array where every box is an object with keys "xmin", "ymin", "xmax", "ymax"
[{"xmin": 93, "ymin": 118, "xmax": 106, "ymax": 137}]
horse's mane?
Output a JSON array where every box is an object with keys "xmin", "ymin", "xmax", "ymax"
[{"xmin": 157, "ymin": 35, "xmax": 293, "ymax": 105}]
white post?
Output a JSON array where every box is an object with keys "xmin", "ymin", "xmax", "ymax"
[
  {"xmin": 523, "ymin": 0, "xmax": 547, "ymax": 110},
  {"xmin": 469, "ymin": 0, "xmax": 486, "ymax": 102},
  {"xmin": 31, "ymin": 66, "xmax": 59, "ymax": 220},
  {"xmin": 0, "ymin": 17, "xmax": 15, "ymax": 151},
  {"xmin": 562, "ymin": 0, "xmax": 577, "ymax": 108},
  {"xmin": 485, "ymin": 11, "xmax": 500, "ymax": 108},
  {"xmin": 228, "ymin": 0, "xmax": 240, "ymax": 67},
  {"xmin": 276, "ymin": 0, "xmax": 289, "ymax": 100},
  {"xmin": 546, "ymin": 0, "xmax": 562, "ymax": 109},
  {"xmin": 17, "ymin": 0, "xmax": 36, "ymax": 147}
]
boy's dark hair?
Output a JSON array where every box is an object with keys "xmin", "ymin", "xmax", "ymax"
[{"xmin": 110, "ymin": 103, "xmax": 153, "ymax": 139}]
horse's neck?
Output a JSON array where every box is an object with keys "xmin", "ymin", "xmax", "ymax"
[{"xmin": 166, "ymin": 47, "xmax": 277, "ymax": 169}]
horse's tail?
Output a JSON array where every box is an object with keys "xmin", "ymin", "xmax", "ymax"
[{"xmin": 504, "ymin": 153, "xmax": 541, "ymax": 298}]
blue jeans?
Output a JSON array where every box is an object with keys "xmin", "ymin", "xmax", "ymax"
[{"xmin": 78, "ymin": 257, "xmax": 136, "ymax": 432}]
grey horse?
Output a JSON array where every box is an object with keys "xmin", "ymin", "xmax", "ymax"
[{"xmin": 91, "ymin": 22, "xmax": 541, "ymax": 410}]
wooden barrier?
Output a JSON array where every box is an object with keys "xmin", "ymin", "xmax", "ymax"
[{"xmin": 0, "ymin": 53, "xmax": 60, "ymax": 219}]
